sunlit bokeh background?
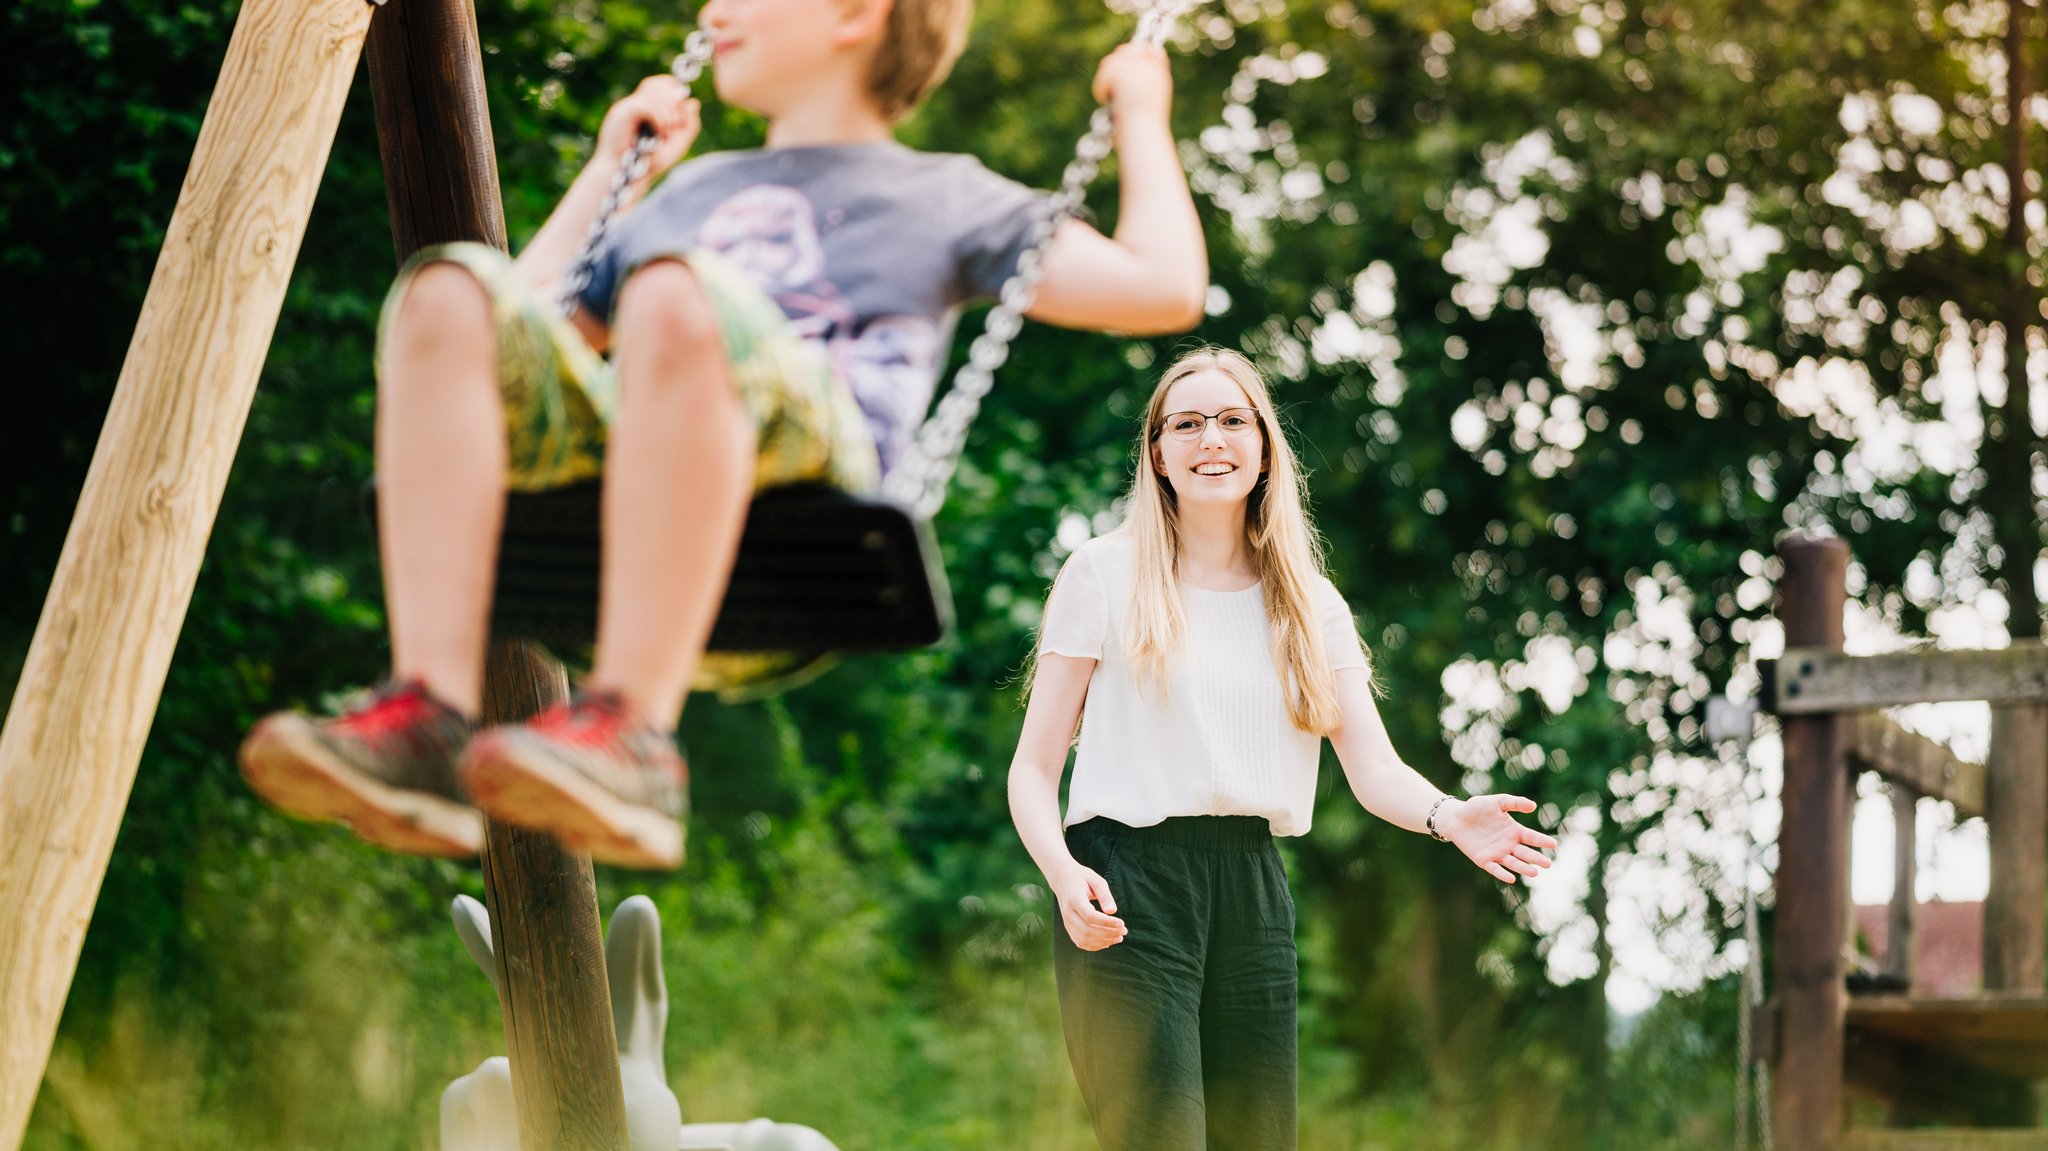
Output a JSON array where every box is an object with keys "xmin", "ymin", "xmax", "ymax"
[{"xmin": 4, "ymin": 0, "xmax": 2042, "ymax": 1146}]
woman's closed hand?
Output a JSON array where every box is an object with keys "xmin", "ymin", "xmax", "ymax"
[
  {"xmin": 1441, "ymin": 795, "xmax": 1558, "ymax": 884},
  {"xmin": 1052, "ymin": 862, "xmax": 1128, "ymax": 951}
]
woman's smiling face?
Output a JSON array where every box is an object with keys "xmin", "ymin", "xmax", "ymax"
[{"xmin": 1152, "ymin": 368, "xmax": 1267, "ymax": 509}]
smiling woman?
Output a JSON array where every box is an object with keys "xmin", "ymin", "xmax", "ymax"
[{"xmin": 1005, "ymin": 346, "xmax": 1559, "ymax": 1151}]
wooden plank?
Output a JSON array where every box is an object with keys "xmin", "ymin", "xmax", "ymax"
[
  {"xmin": 1848, "ymin": 994, "xmax": 2048, "ymax": 1080},
  {"xmin": 1845, "ymin": 1133, "xmax": 2048, "ymax": 1151},
  {"xmin": 0, "ymin": 0, "xmax": 374, "ymax": 1146},
  {"xmin": 1763, "ymin": 642, "xmax": 2048, "ymax": 714},
  {"xmin": 1984, "ymin": 706, "xmax": 2048, "ymax": 994},
  {"xmin": 1846, "ymin": 1015, "xmax": 2037, "ymax": 1125},
  {"xmin": 478, "ymin": 645, "xmax": 628, "ymax": 1151},
  {"xmin": 1773, "ymin": 536, "xmax": 1852, "ymax": 1151},
  {"xmin": 1844, "ymin": 716, "xmax": 1985, "ymax": 819}
]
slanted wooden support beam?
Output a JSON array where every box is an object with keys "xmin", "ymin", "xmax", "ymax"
[
  {"xmin": 0, "ymin": 0, "xmax": 375, "ymax": 1146},
  {"xmin": 1762, "ymin": 641, "xmax": 2048, "ymax": 715},
  {"xmin": 1843, "ymin": 715, "xmax": 1985, "ymax": 819},
  {"xmin": 1772, "ymin": 535, "xmax": 1851, "ymax": 1151},
  {"xmin": 364, "ymin": 2, "xmax": 629, "ymax": 1147}
]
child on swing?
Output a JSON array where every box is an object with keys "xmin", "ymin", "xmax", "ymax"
[{"xmin": 239, "ymin": 0, "xmax": 1207, "ymax": 870}]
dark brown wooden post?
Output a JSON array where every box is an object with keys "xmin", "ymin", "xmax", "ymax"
[
  {"xmin": 478, "ymin": 645, "xmax": 631, "ymax": 1148},
  {"xmin": 1984, "ymin": 705, "xmax": 2047, "ymax": 994},
  {"xmin": 365, "ymin": 4, "xmax": 629, "ymax": 1148},
  {"xmin": 1771, "ymin": 535, "xmax": 1849, "ymax": 1151},
  {"xmin": 365, "ymin": 0, "xmax": 506, "ymax": 254}
]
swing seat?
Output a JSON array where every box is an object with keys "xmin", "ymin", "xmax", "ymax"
[{"xmin": 365, "ymin": 482, "xmax": 953, "ymax": 654}]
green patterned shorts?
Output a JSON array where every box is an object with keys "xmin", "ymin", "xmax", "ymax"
[{"xmin": 377, "ymin": 242, "xmax": 882, "ymax": 695}]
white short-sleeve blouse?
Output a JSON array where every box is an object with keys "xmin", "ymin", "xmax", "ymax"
[{"xmin": 1037, "ymin": 533, "xmax": 1370, "ymax": 837}]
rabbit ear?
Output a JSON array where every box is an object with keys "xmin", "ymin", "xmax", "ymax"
[
  {"xmin": 605, "ymin": 894, "xmax": 667, "ymax": 1078},
  {"xmin": 452, "ymin": 894, "xmax": 502, "ymax": 999}
]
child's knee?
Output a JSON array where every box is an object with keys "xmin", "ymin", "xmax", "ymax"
[
  {"xmin": 391, "ymin": 262, "xmax": 494, "ymax": 350},
  {"xmin": 614, "ymin": 261, "xmax": 726, "ymax": 369}
]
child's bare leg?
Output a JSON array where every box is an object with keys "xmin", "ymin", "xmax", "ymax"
[
  {"xmin": 376, "ymin": 262, "xmax": 506, "ymax": 717},
  {"xmin": 588, "ymin": 259, "xmax": 754, "ymax": 725}
]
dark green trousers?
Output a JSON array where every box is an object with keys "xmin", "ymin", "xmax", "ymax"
[{"xmin": 1054, "ymin": 816, "xmax": 1298, "ymax": 1151}]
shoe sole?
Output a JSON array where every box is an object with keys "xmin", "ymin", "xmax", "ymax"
[
  {"xmin": 239, "ymin": 716, "xmax": 482, "ymax": 858},
  {"xmin": 459, "ymin": 734, "xmax": 684, "ymax": 870}
]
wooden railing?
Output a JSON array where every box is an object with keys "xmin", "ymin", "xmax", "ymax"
[{"xmin": 1761, "ymin": 535, "xmax": 2048, "ymax": 1148}]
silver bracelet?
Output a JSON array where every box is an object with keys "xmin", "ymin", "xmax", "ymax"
[{"xmin": 1425, "ymin": 796, "xmax": 1454, "ymax": 842}]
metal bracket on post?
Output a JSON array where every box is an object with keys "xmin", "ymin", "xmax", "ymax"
[{"xmin": 1707, "ymin": 694, "xmax": 1762, "ymax": 748}]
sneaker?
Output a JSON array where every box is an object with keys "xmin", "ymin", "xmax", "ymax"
[
  {"xmin": 459, "ymin": 690, "xmax": 688, "ymax": 870},
  {"xmin": 238, "ymin": 680, "xmax": 482, "ymax": 857}
]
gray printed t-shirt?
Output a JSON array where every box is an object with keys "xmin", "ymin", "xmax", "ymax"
[{"xmin": 577, "ymin": 140, "xmax": 1050, "ymax": 476}]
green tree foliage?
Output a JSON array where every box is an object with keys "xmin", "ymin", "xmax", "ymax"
[{"xmin": 4, "ymin": 0, "xmax": 2039, "ymax": 1146}]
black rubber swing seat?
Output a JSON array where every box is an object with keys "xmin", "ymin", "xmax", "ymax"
[{"xmin": 366, "ymin": 481, "xmax": 953, "ymax": 654}]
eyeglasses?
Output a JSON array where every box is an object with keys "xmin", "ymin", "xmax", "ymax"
[{"xmin": 1157, "ymin": 407, "xmax": 1262, "ymax": 441}]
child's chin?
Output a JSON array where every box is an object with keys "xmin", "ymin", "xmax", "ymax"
[{"xmin": 710, "ymin": 77, "xmax": 766, "ymax": 116}]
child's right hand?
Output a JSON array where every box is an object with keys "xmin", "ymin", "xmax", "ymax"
[
  {"xmin": 1052, "ymin": 861, "xmax": 1127, "ymax": 951},
  {"xmin": 1093, "ymin": 42, "xmax": 1174, "ymax": 135},
  {"xmin": 595, "ymin": 75, "xmax": 701, "ymax": 189}
]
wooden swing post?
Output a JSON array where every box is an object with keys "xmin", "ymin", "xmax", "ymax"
[
  {"xmin": 0, "ymin": 0, "xmax": 376, "ymax": 1144},
  {"xmin": 365, "ymin": 0, "xmax": 631, "ymax": 1145}
]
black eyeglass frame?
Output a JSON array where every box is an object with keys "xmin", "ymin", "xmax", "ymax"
[{"xmin": 1153, "ymin": 406, "xmax": 1266, "ymax": 441}]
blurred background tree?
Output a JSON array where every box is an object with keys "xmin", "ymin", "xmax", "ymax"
[{"xmin": 2, "ymin": 0, "xmax": 2039, "ymax": 1147}]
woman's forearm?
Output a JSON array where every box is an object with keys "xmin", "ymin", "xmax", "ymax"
[
  {"xmin": 1330, "ymin": 669, "xmax": 1454, "ymax": 835},
  {"xmin": 1008, "ymin": 761, "xmax": 1078, "ymax": 886},
  {"xmin": 1347, "ymin": 757, "xmax": 1453, "ymax": 835}
]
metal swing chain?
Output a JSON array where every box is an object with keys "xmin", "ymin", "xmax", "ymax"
[
  {"xmin": 883, "ymin": 0, "xmax": 1198, "ymax": 518},
  {"xmin": 554, "ymin": 31, "xmax": 714, "ymax": 318},
  {"xmin": 551, "ymin": 3, "xmax": 1199, "ymax": 520}
]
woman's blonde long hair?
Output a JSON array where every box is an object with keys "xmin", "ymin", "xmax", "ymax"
[{"xmin": 1119, "ymin": 347, "xmax": 1355, "ymax": 735}]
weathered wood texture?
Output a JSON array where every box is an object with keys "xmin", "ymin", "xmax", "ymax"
[
  {"xmin": 1886, "ymin": 782, "xmax": 1918, "ymax": 985},
  {"xmin": 1845, "ymin": 1132, "xmax": 2048, "ymax": 1151},
  {"xmin": 1847, "ymin": 994, "xmax": 2048, "ymax": 1081},
  {"xmin": 1844, "ymin": 715, "xmax": 1984, "ymax": 818},
  {"xmin": 1765, "ymin": 642, "xmax": 2048, "ymax": 714},
  {"xmin": 1773, "ymin": 535, "xmax": 1851, "ymax": 1151},
  {"xmin": 364, "ymin": 5, "xmax": 629, "ymax": 1148},
  {"xmin": 366, "ymin": 0, "xmax": 506, "ymax": 255},
  {"xmin": 1983, "ymin": 705, "xmax": 2047, "ymax": 994},
  {"xmin": 1846, "ymin": 1021, "xmax": 2037, "ymax": 1127},
  {"xmin": 0, "ymin": 0, "xmax": 373, "ymax": 1145},
  {"xmin": 478, "ymin": 645, "xmax": 629, "ymax": 1151}
]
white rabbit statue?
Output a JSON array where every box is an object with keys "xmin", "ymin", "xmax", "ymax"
[{"xmin": 440, "ymin": 893, "xmax": 837, "ymax": 1151}]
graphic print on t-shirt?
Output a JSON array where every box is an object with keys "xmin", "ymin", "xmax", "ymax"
[{"xmin": 700, "ymin": 183, "xmax": 942, "ymax": 471}]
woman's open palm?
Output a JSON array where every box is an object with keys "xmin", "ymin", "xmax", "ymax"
[{"xmin": 1442, "ymin": 795, "xmax": 1557, "ymax": 884}]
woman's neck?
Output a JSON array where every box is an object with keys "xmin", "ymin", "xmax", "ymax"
[{"xmin": 1176, "ymin": 504, "xmax": 1255, "ymax": 584}]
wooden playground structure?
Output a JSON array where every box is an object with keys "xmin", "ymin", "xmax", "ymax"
[
  {"xmin": 1765, "ymin": 536, "xmax": 2048, "ymax": 1149},
  {"xmin": 0, "ymin": 0, "xmax": 647, "ymax": 1146},
  {"xmin": 0, "ymin": 2, "xmax": 2044, "ymax": 1150}
]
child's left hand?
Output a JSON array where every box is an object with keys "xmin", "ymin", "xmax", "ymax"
[
  {"xmin": 1093, "ymin": 43, "xmax": 1173, "ymax": 132},
  {"xmin": 1439, "ymin": 795, "xmax": 1558, "ymax": 884}
]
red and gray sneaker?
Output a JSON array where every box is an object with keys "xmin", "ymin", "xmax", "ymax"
[
  {"xmin": 238, "ymin": 680, "xmax": 481, "ymax": 857},
  {"xmin": 458, "ymin": 690, "xmax": 688, "ymax": 870}
]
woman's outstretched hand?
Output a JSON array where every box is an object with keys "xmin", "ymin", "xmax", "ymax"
[
  {"xmin": 1051, "ymin": 862, "xmax": 1128, "ymax": 951},
  {"xmin": 1440, "ymin": 795, "xmax": 1558, "ymax": 884}
]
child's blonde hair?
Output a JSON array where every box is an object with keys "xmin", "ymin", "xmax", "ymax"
[
  {"xmin": 1121, "ymin": 347, "xmax": 1359, "ymax": 735},
  {"xmin": 870, "ymin": 0, "xmax": 974, "ymax": 121}
]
